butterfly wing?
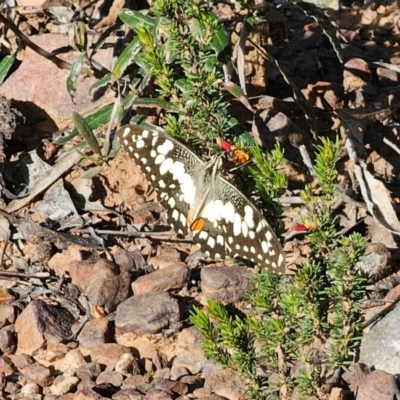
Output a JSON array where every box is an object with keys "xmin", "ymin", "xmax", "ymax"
[
  {"xmin": 117, "ymin": 124, "xmax": 204, "ymax": 236},
  {"xmin": 194, "ymin": 176, "xmax": 285, "ymax": 273}
]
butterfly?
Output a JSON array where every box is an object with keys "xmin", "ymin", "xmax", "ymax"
[{"xmin": 117, "ymin": 124, "xmax": 285, "ymax": 273}]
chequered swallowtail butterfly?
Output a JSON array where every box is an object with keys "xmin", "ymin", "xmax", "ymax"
[{"xmin": 117, "ymin": 124, "xmax": 285, "ymax": 273}]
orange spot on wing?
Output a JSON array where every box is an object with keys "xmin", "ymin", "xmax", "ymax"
[{"xmin": 190, "ymin": 218, "xmax": 205, "ymax": 232}]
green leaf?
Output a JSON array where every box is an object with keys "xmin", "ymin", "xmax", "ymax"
[
  {"xmin": 54, "ymin": 94, "xmax": 135, "ymax": 145},
  {"xmin": 108, "ymin": 136, "xmax": 121, "ymax": 159},
  {"xmin": 112, "ymin": 37, "xmax": 141, "ymax": 79},
  {"xmin": 80, "ymin": 164, "xmax": 105, "ymax": 179},
  {"xmin": 119, "ymin": 9, "xmax": 155, "ymax": 30},
  {"xmin": 223, "ymin": 81, "xmax": 254, "ymax": 112},
  {"xmin": 71, "ymin": 111, "xmax": 102, "ymax": 156},
  {"xmin": 89, "ymin": 73, "xmax": 112, "ymax": 96},
  {"xmin": 210, "ymin": 25, "xmax": 230, "ymax": 53},
  {"xmin": 67, "ymin": 53, "xmax": 85, "ymax": 100},
  {"xmin": 132, "ymin": 97, "xmax": 174, "ymax": 109},
  {"xmin": 175, "ymin": 78, "xmax": 191, "ymax": 94},
  {"xmin": 0, "ymin": 54, "xmax": 16, "ymax": 85},
  {"xmin": 92, "ymin": 24, "xmax": 120, "ymax": 54}
]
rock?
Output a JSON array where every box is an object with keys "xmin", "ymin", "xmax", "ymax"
[
  {"xmin": 0, "ymin": 288, "xmax": 15, "ymax": 305},
  {"xmin": 357, "ymin": 243, "xmax": 392, "ymax": 280},
  {"xmin": 132, "ymin": 264, "xmax": 189, "ymax": 295},
  {"xmin": 114, "ymin": 353, "xmax": 141, "ymax": 376},
  {"xmin": 74, "ymin": 387, "xmax": 108, "ymax": 399},
  {"xmin": 112, "ymin": 389, "xmax": 144, "ymax": 399},
  {"xmin": 170, "ymin": 366, "xmax": 189, "ymax": 381},
  {"xmin": 202, "ymin": 360, "xmax": 248, "ymax": 400},
  {"xmin": 15, "ymin": 299, "xmax": 75, "ymax": 355},
  {"xmin": 201, "ymin": 266, "xmax": 250, "ymax": 304},
  {"xmin": 152, "ymin": 352, "xmax": 168, "ymax": 371},
  {"xmin": 121, "ymin": 375, "xmax": 151, "ymax": 392},
  {"xmin": 329, "ymin": 387, "xmax": 346, "ymax": 400},
  {"xmin": 143, "ymin": 388, "xmax": 174, "ymax": 400},
  {"xmin": 49, "ymin": 375, "xmax": 79, "ymax": 396},
  {"xmin": 78, "ymin": 317, "xmax": 110, "ymax": 348},
  {"xmin": 20, "ymin": 382, "xmax": 40, "ymax": 395},
  {"xmin": 360, "ymin": 304, "xmax": 400, "ymax": 374},
  {"xmin": 172, "ymin": 328, "xmax": 206, "ymax": 375},
  {"xmin": 343, "ymin": 58, "xmax": 372, "ymax": 91},
  {"xmin": 24, "ymin": 362, "xmax": 53, "ymax": 386},
  {"xmin": 96, "ymin": 371, "xmax": 124, "ymax": 387},
  {"xmin": 148, "ymin": 246, "xmax": 183, "ymax": 270},
  {"xmin": 342, "ymin": 363, "xmax": 371, "ymax": 391},
  {"xmin": 0, "ymin": 305, "xmax": 16, "ymax": 329},
  {"xmin": 58, "ymin": 349, "xmax": 86, "ymax": 375},
  {"xmin": 354, "ymin": 369, "xmax": 399, "ymax": 400},
  {"xmin": 180, "ymin": 375, "xmax": 203, "ymax": 392},
  {"xmin": 76, "ymin": 362, "xmax": 102, "ymax": 382},
  {"xmin": 69, "ymin": 259, "xmax": 131, "ymax": 313},
  {"xmin": 153, "ymin": 379, "xmax": 188, "ymax": 396},
  {"xmin": 0, "ymin": 34, "xmax": 114, "ymax": 122},
  {"xmin": 0, "ymin": 326, "xmax": 16, "ymax": 354},
  {"xmin": 115, "ymin": 292, "xmax": 181, "ymax": 337},
  {"xmin": 90, "ymin": 344, "xmax": 131, "ymax": 371},
  {"xmin": 376, "ymin": 67, "xmax": 398, "ymax": 86}
]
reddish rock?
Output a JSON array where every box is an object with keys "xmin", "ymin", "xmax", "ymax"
[
  {"xmin": 69, "ymin": 259, "xmax": 130, "ymax": 313},
  {"xmin": 15, "ymin": 300, "xmax": 74, "ymax": 355},
  {"xmin": 0, "ymin": 288, "xmax": 15, "ymax": 305},
  {"xmin": 0, "ymin": 305, "xmax": 16, "ymax": 329},
  {"xmin": 132, "ymin": 263, "xmax": 189, "ymax": 295},
  {"xmin": 116, "ymin": 292, "xmax": 181, "ymax": 337},
  {"xmin": 90, "ymin": 344, "xmax": 131, "ymax": 372},
  {"xmin": 24, "ymin": 362, "xmax": 53, "ymax": 387},
  {"xmin": 114, "ymin": 353, "xmax": 141, "ymax": 376},
  {"xmin": 376, "ymin": 67, "xmax": 398, "ymax": 86},
  {"xmin": 96, "ymin": 371, "xmax": 124, "ymax": 387},
  {"xmin": 143, "ymin": 388, "xmax": 174, "ymax": 400},
  {"xmin": 148, "ymin": 246, "xmax": 183, "ymax": 270},
  {"xmin": 343, "ymin": 58, "xmax": 372, "ymax": 82},
  {"xmin": 201, "ymin": 266, "xmax": 251, "ymax": 304},
  {"xmin": 354, "ymin": 369, "xmax": 398, "ymax": 400},
  {"xmin": 111, "ymin": 388, "xmax": 144, "ymax": 399},
  {"xmin": 0, "ymin": 34, "xmax": 114, "ymax": 122},
  {"xmin": 78, "ymin": 317, "xmax": 110, "ymax": 349}
]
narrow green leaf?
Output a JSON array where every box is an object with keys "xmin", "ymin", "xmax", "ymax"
[
  {"xmin": 112, "ymin": 37, "xmax": 141, "ymax": 79},
  {"xmin": 71, "ymin": 111, "xmax": 102, "ymax": 156},
  {"xmin": 108, "ymin": 136, "xmax": 121, "ymax": 159},
  {"xmin": 132, "ymin": 97, "xmax": 173, "ymax": 109},
  {"xmin": 67, "ymin": 53, "xmax": 85, "ymax": 100},
  {"xmin": 223, "ymin": 81, "xmax": 254, "ymax": 112},
  {"xmin": 0, "ymin": 54, "xmax": 16, "ymax": 85},
  {"xmin": 89, "ymin": 73, "xmax": 112, "ymax": 95},
  {"xmin": 296, "ymin": 1, "xmax": 344, "ymax": 63},
  {"xmin": 80, "ymin": 164, "xmax": 105, "ymax": 179},
  {"xmin": 54, "ymin": 94, "xmax": 135, "ymax": 145},
  {"xmin": 92, "ymin": 24, "xmax": 120, "ymax": 54},
  {"xmin": 119, "ymin": 9, "xmax": 155, "ymax": 29}
]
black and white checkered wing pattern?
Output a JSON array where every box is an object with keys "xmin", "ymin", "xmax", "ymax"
[
  {"xmin": 117, "ymin": 124, "xmax": 204, "ymax": 236},
  {"xmin": 117, "ymin": 124, "xmax": 285, "ymax": 273},
  {"xmin": 194, "ymin": 176, "xmax": 285, "ymax": 271}
]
